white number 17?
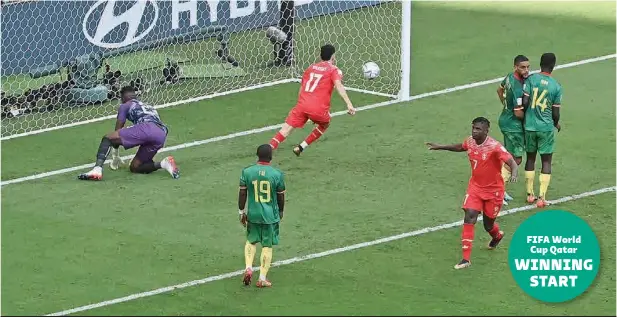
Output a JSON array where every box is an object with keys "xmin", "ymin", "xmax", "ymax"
[{"xmin": 304, "ymin": 73, "xmax": 323, "ymax": 92}]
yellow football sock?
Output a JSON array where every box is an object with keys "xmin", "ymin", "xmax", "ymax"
[
  {"xmin": 501, "ymin": 165, "xmax": 511, "ymax": 183},
  {"xmin": 539, "ymin": 173, "xmax": 552, "ymax": 199},
  {"xmin": 259, "ymin": 247, "xmax": 273, "ymax": 280},
  {"xmin": 245, "ymin": 241, "xmax": 256, "ymax": 269},
  {"xmin": 525, "ymin": 170, "xmax": 536, "ymax": 195}
]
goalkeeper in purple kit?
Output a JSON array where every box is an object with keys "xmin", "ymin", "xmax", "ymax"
[{"xmin": 78, "ymin": 86, "xmax": 179, "ymax": 181}]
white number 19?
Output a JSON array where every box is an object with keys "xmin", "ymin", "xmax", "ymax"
[{"xmin": 304, "ymin": 72, "xmax": 323, "ymax": 92}]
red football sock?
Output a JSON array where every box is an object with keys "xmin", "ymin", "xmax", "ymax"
[
  {"xmin": 303, "ymin": 124, "xmax": 328, "ymax": 147},
  {"xmin": 488, "ymin": 222, "xmax": 502, "ymax": 239},
  {"xmin": 461, "ymin": 223, "xmax": 475, "ymax": 261},
  {"xmin": 269, "ymin": 132, "xmax": 286, "ymax": 150}
]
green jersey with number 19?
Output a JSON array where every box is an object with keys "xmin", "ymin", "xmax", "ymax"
[
  {"xmin": 499, "ymin": 72, "xmax": 525, "ymax": 132},
  {"xmin": 240, "ymin": 163, "xmax": 286, "ymax": 224},
  {"xmin": 523, "ymin": 73, "xmax": 563, "ymax": 132}
]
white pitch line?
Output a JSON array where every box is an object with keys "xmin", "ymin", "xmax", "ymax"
[
  {"xmin": 2, "ymin": 53, "xmax": 615, "ymax": 187},
  {"xmin": 45, "ymin": 185, "xmax": 616, "ymax": 316},
  {"xmin": 344, "ymin": 86, "xmax": 399, "ymax": 98}
]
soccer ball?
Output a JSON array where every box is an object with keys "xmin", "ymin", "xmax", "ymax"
[
  {"xmin": 266, "ymin": 26, "xmax": 287, "ymax": 44},
  {"xmin": 362, "ymin": 61, "xmax": 380, "ymax": 79}
]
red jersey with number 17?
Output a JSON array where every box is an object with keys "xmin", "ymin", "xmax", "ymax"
[
  {"xmin": 462, "ymin": 136, "xmax": 512, "ymax": 191},
  {"xmin": 296, "ymin": 61, "xmax": 343, "ymax": 111}
]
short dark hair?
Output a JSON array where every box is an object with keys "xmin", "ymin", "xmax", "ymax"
[
  {"xmin": 514, "ymin": 55, "xmax": 529, "ymax": 65},
  {"xmin": 320, "ymin": 44, "xmax": 336, "ymax": 61},
  {"xmin": 472, "ymin": 116, "xmax": 490, "ymax": 127},
  {"xmin": 256, "ymin": 144, "xmax": 273, "ymax": 162},
  {"xmin": 540, "ymin": 53, "xmax": 557, "ymax": 72},
  {"xmin": 120, "ymin": 86, "xmax": 135, "ymax": 95}
]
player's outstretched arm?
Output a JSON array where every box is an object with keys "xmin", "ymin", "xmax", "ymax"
[
  {"xmin": 426, "ymin": 142, "xmax": 465, "ymax": 152},
  {"xmin": 334, "ymin": 80, "xmax": 356, "ymax": 115}
]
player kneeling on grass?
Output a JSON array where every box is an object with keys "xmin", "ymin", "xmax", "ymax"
[
  {"xmin": 238, "ymin": 144, "xmax": 286, "ymax": 288},
  {"xmin": 426, "ymin": 117, "xmax": 518, "ymax": 270},
  {"xmin": 78, "ymin": 86, "xmax": 179, "ymax": 181},
  {"xmin": 269, "ymin": 44, "xmax": 356, "ymax": 156}
]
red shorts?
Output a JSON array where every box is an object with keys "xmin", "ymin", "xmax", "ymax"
[
  {"xmin": 285, "ymin": 106, "xmax": 331, "ymax": 128},
  {"xmin": 461, "ymin": 187, "xmax": 504, "ymax": 219}
]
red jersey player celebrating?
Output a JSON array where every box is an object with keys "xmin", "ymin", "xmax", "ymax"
[
  {"xmin": 426, "ymin": 117, "xmax": 518, "ymax": 270},
  {"xmin": 268, "ymin": 44, "xmax": 356, "ymax": 156}
]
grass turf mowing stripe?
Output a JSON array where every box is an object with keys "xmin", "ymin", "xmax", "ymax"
[
  {"xmin": 45, "ymin": 186, "xmax": 616, "ymax": 316},
  {"xmin": 2, "ymin": 53, "xmax": 615, "ymax": 187}
]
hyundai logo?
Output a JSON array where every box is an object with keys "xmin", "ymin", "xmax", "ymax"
[{"xmin": 82, "ymin": 0, "xmax": 159, "ymax": 49}]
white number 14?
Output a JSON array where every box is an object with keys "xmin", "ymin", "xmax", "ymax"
[{"xmin": 305, "ymin": 73, "xmax": 323, "ymax": 92}]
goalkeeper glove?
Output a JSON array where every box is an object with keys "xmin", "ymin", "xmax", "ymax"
[{"xmin": 109, "ymin": 147, "xmax": 125, "ymax": 170}]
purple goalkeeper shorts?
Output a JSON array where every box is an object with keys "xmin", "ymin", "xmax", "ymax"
[{"xmin": 118, "ymin": 122, "xmax": 167, "ymax": 163}]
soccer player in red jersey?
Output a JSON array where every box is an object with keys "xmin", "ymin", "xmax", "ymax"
[
  {"xmin": 268, "ymin": 44, "xmax": 356, "ymax": 156},
  {"xmin": 426, "ymin": 117, "xmax": 518, "ymax": 270}
]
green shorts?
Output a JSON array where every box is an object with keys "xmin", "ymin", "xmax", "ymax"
[
  {"xmin": 525, "ymin": 130, "xmax": 555, "ymax": 154},
  {"xmin": 246, "ymin": 222, "xmax": 280, "ymax": 247},
  {"xmin": 501, "ymin": 131, "xmax": 525, "ymax": 158}
]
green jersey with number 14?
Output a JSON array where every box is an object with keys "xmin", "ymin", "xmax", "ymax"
[
  {"xmin": 523, "ymin": 73, "xmax": 563, "ymax": 132},
  {"xmin": 499, "ymin": 72, "xmax": 525, "ymax": 132},
  {"xmin": 240, "ymin": 163, "xmax": 286, "ymax": 224}
]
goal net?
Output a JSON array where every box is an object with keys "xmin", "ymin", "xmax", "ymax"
[{"xmin": 0, "ymin": 0, "xmax": 409, "ymax": 139}]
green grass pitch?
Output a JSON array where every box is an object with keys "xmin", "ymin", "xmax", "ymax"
[{"xmin": 1, "ymin": 1, "xmax": 615, "ymax": 315}]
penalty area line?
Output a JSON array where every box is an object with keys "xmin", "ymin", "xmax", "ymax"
[
  {"xmin": 45, "ymin": 185, "xmax": 616, "ymax": 316},
  {"xmin": 2, "ymin": 53, "xmax": 615, "ymax": 187}
]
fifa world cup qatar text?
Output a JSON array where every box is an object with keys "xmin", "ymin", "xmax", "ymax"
[
  {"xmin": 78, "ymin": 86, "xmax": 179, "ymax": 181},
  {"xmin": 268, "ymin": 44, "xmax": 356, "ymax": 156},
  {"xmin": 426, "ymin": 117, "xmax": 519, "ymax": 270}
]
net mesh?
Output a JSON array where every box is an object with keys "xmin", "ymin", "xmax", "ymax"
[{"xmin": 0, "ymin": 0, "xmax": 402, "ymax": 137}]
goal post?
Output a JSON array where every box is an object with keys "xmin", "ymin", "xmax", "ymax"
[{"xmin": 0, "ymin": 0, "xmax": 411, "ymax": 140}]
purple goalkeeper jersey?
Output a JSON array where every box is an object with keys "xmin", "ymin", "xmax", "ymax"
[{"xmin": 117, "ymin": 99, "xmax": 168, "ymax": 134}]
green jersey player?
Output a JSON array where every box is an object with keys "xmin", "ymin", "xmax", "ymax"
[
  {"xmin": 496, "ymin": 55, "xmax": 530, "ymax": 205},
  {"xmin": 238, "ymin": 144, "xmax": 286, "ymax": 288},
  {"xmin": 515, "ymin": 53, "xmax": 562, "ymax": 208}
]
